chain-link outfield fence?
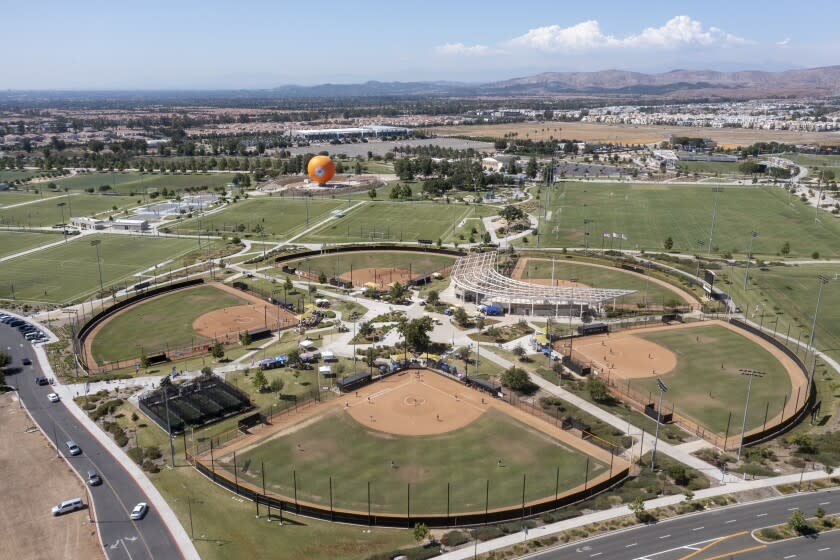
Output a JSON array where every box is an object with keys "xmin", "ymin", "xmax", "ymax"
[
  {"xmin": 561, "ymin": 314, "xmax": 815, "ymax": 450},
  {"xmin": 183, "ymin": 368, "xmax": 629, "ymax": 528}
]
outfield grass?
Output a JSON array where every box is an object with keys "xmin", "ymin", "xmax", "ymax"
[
  {"xmin": 90, "ymin": 285, "xmax": 248, "ymax": 363},
  {"xmin": 51, "ymin": 171, "xmax": 237, "ymax": 194},
  {"xmin": 540, "ymin": 182, "xmax": 840, "ymax": 258},
  {"xmin": 675, "ymin": 161, "xmax": 743, "ymax": 175},
  {"xmin": 630, "ymin": 325, "xmax": 792, "ymax": 434},
  {"xmin": 0, "ymin": 234, "xmax": 200, "ymax": 303},
  {"xmin": 119, "ymin": 403, "xmax": 417, "ymax": 560},
  {"xmin": 177, "ymin": 196, "xmax": 345, "ymax": 240},
  {"xmin": 233, "ymin": 408, "xmax": 604, "ymax": 514},
  {"xmin": 276, "ymin": 250, "xmax": 455, "ymax": 280},
  {"xmin": 300, "ymin": 201, "xmax": 489, "ymax": 244},
  {"xmin": 782, "ymin": 153, "xmax": 840, "ymax": 176},
  {"xmin": 0, "ymin": 193, "xmax": 138, "ymax": 226},
  {"xmin": 0, "ymin": 231, "xmax": 62, "ymax": 258},
  {"xmin": 520, "ymin": 258, "xmax": 684, "ymax": 307}
]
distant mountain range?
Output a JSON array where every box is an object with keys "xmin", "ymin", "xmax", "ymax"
[{"xmin": 267, "ymin": 66, "xmax": 840, "ymax": 99}]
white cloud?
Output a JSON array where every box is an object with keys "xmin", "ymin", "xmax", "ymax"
[
  {"xmin": 777, "ymin": 37, "xmax": 791, "ymax": 46},
  {"xmin": 435, "ymin": 43, "xmax": 504, "ymax": 56},
  {"xmin": 507, "ymin": 16, "xmax": 749, "ymax": 52}
]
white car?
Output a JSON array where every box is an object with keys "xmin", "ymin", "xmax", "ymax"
[
  {"xmin": 130, "ymin": 502, "xmax": 148, "ymax": 520},
  {"xmin": 47, "ymin": 393, "xmax": 60, "ymax": 403}
]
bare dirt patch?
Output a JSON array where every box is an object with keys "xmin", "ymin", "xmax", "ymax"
[
  {"xmin": 0, "ymin": 393, "xmax": 103, "ymax": 560},
  {"xmin": 339, "ymin": 267, "xmax": 413, "ymax": 289}
]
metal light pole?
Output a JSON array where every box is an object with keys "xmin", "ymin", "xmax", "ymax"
[
  {"xmin": 57, "ymin": 202, "xmax": 67, "ymax": 242},
  {"xmin": 737, "ymin": 369, "xmax": 766, "ymax": 461},
  {"xmin": 695, "ymin": 240, "xmax": 705, "ymax": 279},
  {"xmin": 91, "ymin": 239, "xmax": 103, "ymax": 297},
  {"xmin": 743, "ymin": 231, "xmax": 758, "ymax": 290},
  {"xmin": 805, "ymin": 275, "xmax": 830, "ymax": 398},
  {"xmin": 650, "ymin": 377, "xmax": 668, "ymax": 471},
  {"xmin": 708, "ymin": 187, "xmax": 722, "ymax": 254}
]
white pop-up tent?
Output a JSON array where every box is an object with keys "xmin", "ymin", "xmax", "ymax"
[
  {"xmin": 299, "ymin": 339, "xmax": 316, "ymax": 349},
  {"xmin": 318, "ymin": 365, "xmax": 332, "ymax": 376}
]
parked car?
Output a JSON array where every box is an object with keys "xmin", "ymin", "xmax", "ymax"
[
  {"xmin": 65, "ymin": 441, "xmax": 81, "ymax": 456},
  {"xmin": 52, "ymin": 498, "xmax": 84, "ymax": 516},
  {"xmin": 130, "ymin": 502, "xmax": 148, "ymax": 520}
]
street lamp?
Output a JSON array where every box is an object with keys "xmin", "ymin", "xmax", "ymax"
[
  {"xmin": 695, "ymin": 240, "xmax": 705, "ymax": 279},
  {"xmin": 650, "ymin": 377, "xmax": 668, "ymax": 471},
  {"xmin": 91, "ymin": 239, "xmax": 103, "ymax": 297},
  {"xmin": 743, "ymin": 231, "xmax": 758, "ymax": 290},
  {"xmin": 708, "ymin": 187, "xmax": 722, "ymax": 254},
  {"xmin": 805, "ymin": 275, "xmax": 831, "ymax": 399},
  {"xmin": 736, "ymin": 369, "xmax": 766, "ymax": 461}
]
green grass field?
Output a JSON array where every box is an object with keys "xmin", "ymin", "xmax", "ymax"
[
  {"xmin": 675, "ymin": 161, "xmax": 743, "ymax": 175},
  {"xmin": 520, "ymin": 257, "xmax": 685, "ymax": 307},
  {"xmin": 231, "ymin": 408, "xmax": 604, "ymax": 515},
  {"xmin": 782, "ymin": 153, "xmax": 840, "ymax": 176},
  {"xmin": 540, "ymin": 182, "xmax": 840, "ymax": 258},
  {"xmin": 277, "ymin": 250, "xmax": 455, "ymax": 280},
  {"xmin": 0, "ymin": 170, "xmax": 41, "ymax": 183},
  {"xmin": 0, "ymin": 193, "xmax": 138, "ymax": 226},
  {"xmin": 90, "ymin": 284, "xmax": 248, "ymax": 364},
  {"xmin": 0, "ymin": 191, "xmax": 66, "ymax": 207},
  {"xmin": 0, "ymin": 231, "xmax": 62, "ymax": 258},
  {"xmin": 724, "ymin": 264, "xmax": 840, "ymax": 364},
  {"xmin": 630, "ymin": 324, "xmax": 792, "ymax": 434},
  {"xmin": 177, "ymin": 196, "xmax": 346, "ymax": 240},
  {"xmin": 51, "ymin": 171, "xmax": 237, "ymax": 194},
  {"xmin": 0, "ymin": 234, "xmax": 200, "ymax": 303},
  {"xmin": 301, "ymin": 201, "xmax": 491, "ymax": 244}
]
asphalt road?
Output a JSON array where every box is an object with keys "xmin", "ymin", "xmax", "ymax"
[
  {"xmin": 523, "ymin": 488, "xmax": 840, "ymax": 560},
  {"xmin": 1, "ymin": 323, "xmax": 181, "ymax": 560}
]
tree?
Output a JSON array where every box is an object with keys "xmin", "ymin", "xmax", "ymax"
[
  {"xmin": 499, "ymin": 205, "xmax": 525, "ymax": 222},
  {"xmin": 368, "ymin": 187, "xmax": 377, "ymax": 199},
  {"xmin": 285, "ymin": 276, "xmax": 294, "ymax": 293},
  {"xmin": 780, "ymin": 241, "xmax": 791, "ymax": 256},
  {"xmin": 663, "ymin": 236, "xmax": 674, "ymax": 251},
  {"xmin": 426, "ymin": 290, "xmax": 440, "ymax": 306},
  {"xmin": 413, "ymin": 522, "xmax": 429, "ymax": 543},
  {"xmin": 788, "ymin": 510, "xmax": 811, "ymax": 534},
  {"xmin": 210, "ymin": 343, "xmax": 225, "ymax": 359},
  {"xmin": 683, "ymin": 490, "xmax": 695, "ymax": 502},
  {"xmin": 399, "ymin": 317, "xmax": 434, "ymax": 353},
  {"xmin": 812, "ymin": 251, "xmax": 820, "ymax": 260},
  {"xmin": 482, "ymin": 231, "xmax": 492, "ymax": 244},
  {"xmin": 630, "ymin": 495, "xmax": 646, "ymax": 521},
  {"xmin": 525, "ymin": 157, "xmax": 538, "ymax": 179},
  {"xmin": 501, "ymin": 367, "xmax": 532, "ymax": 391},
  {"xmin": 288, "ymin": 349, "xmax": 301, "ymax": 368},
  {"xmin": 511, "ymin": 345, "xmax": 526, "ymax": 359},
  {"xmin": 252, "ymin": 369, "xmax": 268, "ymax": 392},
  {"xmin": 453, "ymin": 307, "xmax": 470, "ymax": 327},
  {"xmin": 241, "ymin": 331, "xmax": 251, "ymax": 346},
  {"xmin": 318, "ymin": 271, "xmax": 327, "ymax": 284},
  {"xmin": 586, "ymin": 377, "xmax": 610, "ymax": 403},
  {"xmin": 389, "ymin": 281, "xmax": 406, "ymax": 302},
  {"xmin": 0, "ymin": 351, "xmax": 10, "ymax": 368}
]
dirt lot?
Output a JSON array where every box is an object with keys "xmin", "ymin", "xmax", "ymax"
[
  {"xmin": 0, "ymin": 392, "xmax": 103, "ymax": 560},
  {"xmin": 427, "ymin": 122, "xmax": 840, "ymax": 148}
]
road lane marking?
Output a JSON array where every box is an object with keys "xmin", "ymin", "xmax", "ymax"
[
  {"xmin": 659, "ymin": 534, "xmax": 670, "ymax": 539},
  {"xmin": 818, "ymin": 548, "xmax": 830, "ymax": 551},
  {"xmin": 820, "ymin": 501, "xmax": 831, "ymax": 505},
  {"xmin": 625, "ymin": 543, "xmax": 638, "ymax": 548},
  {"xmin": 756, "ymin": 513, "xmax": 768, "ymax": 517},
  {"xmin": 590, "ymin": 553, "xmax": 602, "ymax": 557},
  {"xmin": 725, "ymin": 519, "xmax": 737, "ymax": 524},
  {"xmin": 702, "ymin": 545, "xmax": 767, "ymax": 560},
  {"xmin": 788, "ymin": 507, "xmax": 800, "ymax": 511},
  {"xmin": 784, "ymin": 555, "xmax": 797, "ymax": 559},
  {"xmin": 692, "ymin": 526, "xmax": 704, "ymax": 531},
  {"xmin": 677, "ymin": 531, "xmax": 748, "ymax": 560}
]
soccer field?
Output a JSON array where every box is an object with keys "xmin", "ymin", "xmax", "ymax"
[
  {"xmin": 539, "ymin": 182, "xmax": 840, "ymax": 258},
  {"xmin": 52, "ymin": 171, "xmax": 238, "ymax": 194},
  {"xmin": 177, "ymin": 196, "xmax": 345, "ymax": 240},
  {"xmin": 0, "ymin": 193, "xmax": 137, "ymax": 227},
  {"xmin": 0, "ymin": 234, "xmax": 200, "ymax": 303},
  {"xmin": 230, "ymin": 408, "xmax": 604, "ymax": 515},
  {"xmin": 90, "ymin": 284, "xmax": 247, "ymax": 364},
  {"xmin": 301, "ymin": 201, "xmax": 488, "ymax": 244},
  {"xmin": 631, "ymin": 324, "xmax": 793, "ymax": 435},
  {"xmin": 0, "ymin": 231, "xmax": 62, "ymax": 258}
]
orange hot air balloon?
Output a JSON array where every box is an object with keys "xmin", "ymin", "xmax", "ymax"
[{"xmin": 307, "ymin": 155, "xmax": 336, "ymax": 185}]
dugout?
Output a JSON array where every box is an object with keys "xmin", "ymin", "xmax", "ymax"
[
  {"xmin": 577, "ymin": 323, "xmax": 609, "ymax": 336},
  {"xmin": 242, "ymin": 327, "xmax": 272, "ymax": 343},
  {"xmin": 644, "ymin": 403, "xmax": 673, "ymax": 424},
  {"xmin": 337, "ymin": 372, "xmax": 372, "ymax": 393},
  {"xmin": 465, "ymin": 376, "xmax": 502, "ymax": 397},
  {"xmin": 238, "ymin": 412, "xmax": 265, "ymax": 432}
]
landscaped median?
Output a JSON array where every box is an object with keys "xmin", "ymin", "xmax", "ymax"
[{"xmin": 753, "ymin": 509, "xmax": 840, "ymax": 543}]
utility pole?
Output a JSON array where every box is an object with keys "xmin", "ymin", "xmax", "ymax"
[
  {"xmin": 57, "ymin": 202, "xmax": 67, "ymax": 242},
  {"xmin": 743, "ymin": 231, "xmax": 758, "ymax": 290},
  {"xmin": 737, "ymin": 369, "xmax": 766, "ymax": 461},
  {"xmin": 650, "ymin": 378, "xmax": 668, "ymax": 471}
]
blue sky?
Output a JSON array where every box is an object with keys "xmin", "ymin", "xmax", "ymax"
[{"xmin": 3, "ymin": 0, "xmax": 839, "ymax": 89}]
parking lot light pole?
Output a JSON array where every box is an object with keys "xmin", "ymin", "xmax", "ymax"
[
  {"xmin": 57, "ymin": 202, "xmax": 67, "ymax": 242},
  {"xmin": 650, "ymin": 378, "xmax": 668, "ymax": 471},
  {"xmin": 737, "ymin": 369, "xmax": 766, "ymax": 461},
  {"xmin": 743, "ymin": 231, "xmax": 758, "ymax": 290},
  {"xmin": 91, "ymin": 240, "xmax": 103, "ymax": 297},
  {"xmin": 708, "ymin": 187, "xmax": 722, "ymax": 254}
]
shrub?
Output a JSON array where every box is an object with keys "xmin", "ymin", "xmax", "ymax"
[
  {"xmin": 127, "ymin": 447, "xmax": 144, "ymax": 464},
  {"xmin": 471, "ymin": 526, "xmax": 504, "ymax": 541},
  {"xmin": 142, "ymin": 459, "xmax": 160, "ymax": 473},
  {"xmin": 144, "ymin": 446, "xmax": 162, "ymax": 460},
  {"xmin": 441, "ymin": 530, "xmax": 469, "ymax": 547}
]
